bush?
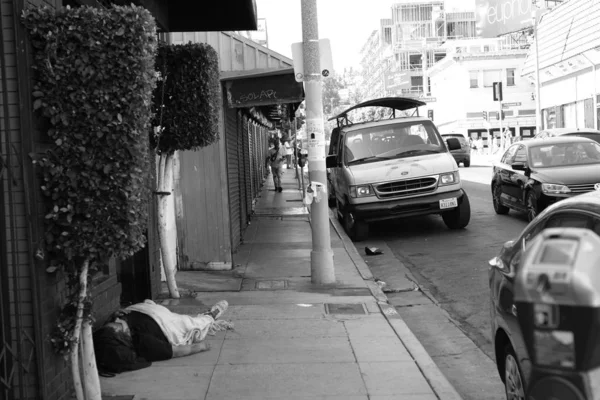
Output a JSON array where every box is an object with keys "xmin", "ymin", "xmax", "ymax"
[
  {"xmin": 22, "ymin": 4, "xmax": 158, "ymax": 353},
  {"xmin": 151, "ymin": 42, "xmax": 220, "ymax": 153}
]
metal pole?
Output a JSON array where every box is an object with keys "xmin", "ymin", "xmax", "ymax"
[
  {"xmin": 498, "ymin": 99, "xmax": 504, "ymax": 152},
  {"xmin": 534, "ymin": 10, "xmax": 542, "ymax": 133},
  {"xmin": 301, "ymin": 0, "xmax": 335, "ymax": 285}
]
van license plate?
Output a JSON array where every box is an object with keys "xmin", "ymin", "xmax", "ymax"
[{"xmin": 439, "ymin": 198, "xmax": 458, "ymax": 209}]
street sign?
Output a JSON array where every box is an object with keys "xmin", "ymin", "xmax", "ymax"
[
  {"xmin": 419, "ymin": 97, "xmax": 437, "ymax": 102},
  {"xmin": 291, "ymin": 39, "xmax": 333, "ymax": 82},
  {"xmin": 502, "ymin": 102, "xmax": 522, "ymax": 108}
]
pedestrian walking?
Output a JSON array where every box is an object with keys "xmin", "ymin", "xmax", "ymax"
[
  {"xmin": 265, "ymin": 137, "xmax": 286, "ymax": 192},
  {"xmin": 284, "ymin": 139, "xmax": 294, "ymax": 169}
]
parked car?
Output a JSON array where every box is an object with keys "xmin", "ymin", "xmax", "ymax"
[
  {"xmin": 326, "ymin": 97, "xmax": 471, "ymax": 241},
  {"xmin": 533, "ymin": 127, "xmax": 600, "ymax": 144},
  {"xmin": 441, "ymin": 133, "xmax": 471, "ymax": 167},
  {"xmin": 488, "ymin": 189, "xmax": 600, "ymax": 399},
  {"xmin": 491, "ymin": 136, "xmax": 600, "ymax": 222}
]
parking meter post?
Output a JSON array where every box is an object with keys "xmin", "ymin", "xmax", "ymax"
[
  {"xmin": 514, "ymin": 227, "xmax": 600, "ymax": 400},
  {"xmin": 301, "ymin": 0, "xmax": 335, "ymax": 285}
]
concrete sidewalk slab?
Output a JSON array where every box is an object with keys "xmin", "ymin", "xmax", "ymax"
[{"xmin": 100, "ymin": 169, "xmax": 463, "ymax": 400}]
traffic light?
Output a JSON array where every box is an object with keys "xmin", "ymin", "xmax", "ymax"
[
  {"xmin": 427, "ymin": 109, "xmax": 434, "ymax": 120},
  {"xmin": 493, "ymin": 82, "xmax": 503, "ymax": 101},
  {"xmin": 482, "ymin": 111, "xmax": 488, "ymax": 120}
]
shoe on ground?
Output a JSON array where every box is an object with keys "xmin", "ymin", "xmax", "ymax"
[{"xmin": 209, "ymin": 300, "xmax": 228, "ymax": 320}]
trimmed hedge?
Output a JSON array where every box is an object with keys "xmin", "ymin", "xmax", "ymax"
[
  {"xmin": 151, "ymin": 42, "xmax": 220, "ymax": 154},
  {"xmin": 22, "ymin": 4, "xmax": 158, "ymax": 355}
]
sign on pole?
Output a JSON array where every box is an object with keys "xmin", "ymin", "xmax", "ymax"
[{"xmin": 292, "ymin": 39, "xmax": 333, "ymax": 82}]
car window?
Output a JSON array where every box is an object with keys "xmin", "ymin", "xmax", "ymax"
[
  {"xmin": 528, "ymin": 142, "xmax": 600, "ymax": 168},
  {"xmin": 545, "ymin": 212, "xmax": 591, "ymax": 230},
  {"xmin": 513, "ymin": 145, "xmax": 527, "ymax": 164},
  {"xmin": 501, "ymin": 145, "xmax": 519, "ymax": 164}
]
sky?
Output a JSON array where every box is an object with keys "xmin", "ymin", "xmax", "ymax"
[{"xmin": 255, "ymin": 0, "xmax": 476, "ymax": 73}]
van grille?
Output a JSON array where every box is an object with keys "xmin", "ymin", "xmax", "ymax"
[
  {"xmin": 567, "ymin": 183, "xmax": 597, "ymax": 194},
  {"xmin": 375, "ymin": 177, "xmax": 438, "ymax": 198}
]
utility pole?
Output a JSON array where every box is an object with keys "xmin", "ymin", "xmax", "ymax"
[
  {"xmin": 301, "ymin": 0, "xmax": 335, "ymax": 285},
  {"xmin": 533, "ymin": 8, "xmax": 543, "ymax": 134}
]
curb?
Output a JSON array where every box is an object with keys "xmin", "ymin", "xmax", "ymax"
[{"xmin": 328, "ymin": 210, "xmax": 464, "ymax": 400}]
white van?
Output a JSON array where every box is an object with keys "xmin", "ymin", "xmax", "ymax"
[{"xmin": 326, "ymin": 97, "xmax": 471, "ymax": 241}]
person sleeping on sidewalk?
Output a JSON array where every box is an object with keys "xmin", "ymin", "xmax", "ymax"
[{"xmin": 93, "ymin": 299, "xmax": 232, "ymax": 376}]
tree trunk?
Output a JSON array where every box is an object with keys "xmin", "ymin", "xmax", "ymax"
[
  {"xmin": 157, "ymin": 152, "xmax": 180, "ymax": 298},
  {"xmin": 81, "ymin": 320, "xmax": 102, "ymax": 400},
  {"xmin": 70, "ymin": 258, "xmax": 89, "ymax": 400}
]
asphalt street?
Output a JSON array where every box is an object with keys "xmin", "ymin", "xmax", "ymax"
[{"xmin": 354, "ymin": 164, "xmax": 530, "ymax": 400}]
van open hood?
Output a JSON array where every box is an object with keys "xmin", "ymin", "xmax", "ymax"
[{"xmin": 347, "ymin": 153, "xmax": 457, "ymax": 185}]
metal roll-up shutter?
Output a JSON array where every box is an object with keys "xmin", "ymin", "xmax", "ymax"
[
  {"xmin": 225, "ymin": 107, "xmax": 241, "ymax": 251},
  {"xmin": 242, "ymin": 118, "xmax": 252, "ymax": 218},
  {"xmin": 238, "ymin": 114, "xmax": 248, "ymax": 231},
  {"xmin": 250, "ymin": 124, "xmax": 258, "ymax": 198}
]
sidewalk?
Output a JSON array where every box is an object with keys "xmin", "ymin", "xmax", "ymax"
[
  {"xmin": 100, "ymin": 168, "xmax": 463, "ymax": 400},
  {"xmin": 470, "ymin": 152, "xmax": 501, "ymax": 167}
]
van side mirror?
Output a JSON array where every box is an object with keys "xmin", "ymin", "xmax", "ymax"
[
  {"xmin": 446, "ymin": 138, "xmax": 461, "ymax": 151},
  {"xmin": 326, "ymin": 155, "xmax": 338, "ymax": 168}
]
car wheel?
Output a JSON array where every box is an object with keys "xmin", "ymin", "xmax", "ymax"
[
  {"xmin": 341, "ymin": 204, "xmax": 369, "ymax": 241},
  {"xmin": 463, "ymin": 158, "xmax": 470, "ymax": 168},
  {"xmin": 492, "ymin": 184, "xmax": 509, "ymax": 215},
  {"xmin": 442, "ymin": 191, "xmax": 471, "ymax": 229},
  {"xmin": 504, "ymin": 344, "xmax": 526, "ymax": 400},
  {"xmin": 526, "ymin": 191, "xmax": 539, "ymax": 222}
]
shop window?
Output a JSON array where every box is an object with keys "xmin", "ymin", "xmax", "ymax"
[
  {"xmin": 507, "ymin": 68, "xmax": 516, "ymax": 86},
  {"xmin": 469, "ymin": 71, "xmax": 478, "ymax": 88}
]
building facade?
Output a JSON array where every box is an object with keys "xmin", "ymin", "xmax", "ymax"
[
  {"xmin": 521, "ymin": 0, "xmax": 600, "ymax": 131},
  {"xmin": 359, "ymin": 0, "xmax": 477, "ymax": 100},
  {"xmin": 428, "ymin": 38, "xmax": 537, "ymax": 145}
]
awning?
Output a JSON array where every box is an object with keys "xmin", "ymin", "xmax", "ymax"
[
  {"xmin": 222, "ymin": 68, "xmax": 305, "ymax": 110},
  {"xmin": 166, "ymin": 0, "xmax": 258, "ymax": 32}
]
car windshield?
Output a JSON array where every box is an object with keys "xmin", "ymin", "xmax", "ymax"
[
  {"xmin": 344, "ymin": 120, "xmax": 444, "ymax": 165},
  {"xmin": 528, "ymin": 141, "xmax": 600, "ymax": 168},
  {"xmin": 565, "ymin": 133, "xmax": 600, "ymax": 144}
]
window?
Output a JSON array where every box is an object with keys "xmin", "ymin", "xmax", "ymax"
[
  {"xmin": 507, "ymin": 68, "xmax": 516, "ymax": 86},
  {"xmin": 469, "ymin": 71, "xmax": 478, "ymax": 88},
  {"xmin": 501, "ymin": 145, "xmax": 519, "ymax": 164},
  {"xmin": 483, "ymin": 69, "xmax": 501, "ymax": 87},
  {"xmin": 545, "ymin": 213, "xmax": 591, "ymax": 230},
  {"xmin": 513, "ymin": 146, "xmax": 528, "ymax": 164}
]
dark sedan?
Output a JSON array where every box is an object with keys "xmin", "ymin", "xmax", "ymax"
[
  {"xmin": 533, "ymin": 127, "xmax": 600, "ymax": 144},
  {"xmin": 488, "ymin": 190, "xmax": 600, "ymax": 399},
  {"xmin": 491, "ymin": 137, "xmax": 600, "ymax": 222}
]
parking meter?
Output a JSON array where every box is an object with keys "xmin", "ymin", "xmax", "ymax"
[
  {"xmin": 514, "ymin": 227, "xmax": 600, "ymax": 400},
  {"xmin": 297, "ymin": 149, "xmax": 308, "ymax": 168}
]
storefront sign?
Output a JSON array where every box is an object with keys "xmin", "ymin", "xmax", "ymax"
[
  {"xmin": 226, "ymin": 73, "xmax": 304, "ymax": 108},
  {"xmin": 476, "ymin": 0, "xmax": 534, "ymax": 37}
]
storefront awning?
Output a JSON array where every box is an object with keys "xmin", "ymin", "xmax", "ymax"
[{"xmin": 222, "ymin": 68, "xmax": 305, "ymax": 109}]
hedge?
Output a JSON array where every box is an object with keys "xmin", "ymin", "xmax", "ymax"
[
  {"xmin": 22, "ymin": 4, "xmax": 158, "ymax": 355},
  {"xmin": 151, "ymin": 42, "xmax": 220, "ymax": 154}
]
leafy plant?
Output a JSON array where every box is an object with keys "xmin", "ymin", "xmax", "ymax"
[
  {"xmin": 22, "ymin": 3, "xmax": 158, "ymax": 355},
  {"xmin": 151, "ymin": 41, "xmax": 220, "ymax": 154}
]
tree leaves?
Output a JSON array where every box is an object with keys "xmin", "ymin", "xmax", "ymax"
[
  {"xmin": 150, "ymin": 42, "xmax": 220, "ymax": 154},
  {"xmin": 22, "ymin": 4, "xmax": 156, "ymax": 282}
]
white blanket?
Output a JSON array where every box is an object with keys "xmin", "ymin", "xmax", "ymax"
[{"xmin": 126, "ymin": 299, "xmax": 215, "ymax": 346}]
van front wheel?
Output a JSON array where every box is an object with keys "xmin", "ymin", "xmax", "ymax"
[
  {"xmin": 442, "ymin": 192, "xmax": 471, "ymax": 229},
  {"xmin": 342, "ymin": 207, "xmax": 369, "ymax": 242}
]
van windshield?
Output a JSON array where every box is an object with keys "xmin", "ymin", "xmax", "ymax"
[{"xmin": 344, "ymin": 120, "xmax": 445, "ymax": 165}]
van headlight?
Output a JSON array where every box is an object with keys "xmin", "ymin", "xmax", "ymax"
[
  {"xmin": 350, "ymin": 185, "xmax": 374, "ymax": 198},
  {"xmin": 542, "ymin": 183, "xmax": 571, "ymax": 194},
  {"xmin": 439, "ymin": 172, "xmax": 459, "ymax": 186}
]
